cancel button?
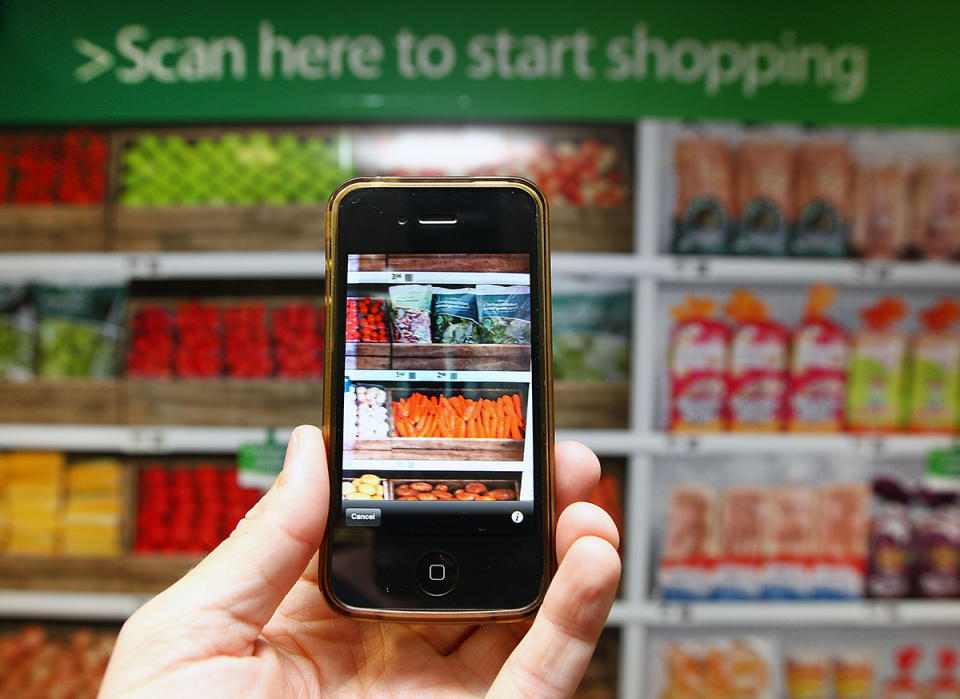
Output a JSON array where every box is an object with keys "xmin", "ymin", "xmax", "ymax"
[{"xmin": 345, "ymin": 508, "xmax": 381, "ymax": 527}]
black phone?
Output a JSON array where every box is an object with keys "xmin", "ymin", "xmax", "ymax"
[{"xmin": 321, "ymin": 177, "xmax": 554, "ymax": 622}]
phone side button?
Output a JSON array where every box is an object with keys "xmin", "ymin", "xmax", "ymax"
[
  {"xmin": 416, "ymin": 551, "xmax": 459, "ymax": 597},
  {"xmin": 344, "ymin": 508, "xmax": 381, "ymax": 527}
]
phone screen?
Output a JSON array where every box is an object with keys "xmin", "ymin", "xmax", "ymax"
[{"xmin": 325, "ymin": 183, "xmax": 550, "ymax": 614}]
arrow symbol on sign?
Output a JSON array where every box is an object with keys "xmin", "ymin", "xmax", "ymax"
[{"xmin": 73, "ymin": 37, "xmax": 114, "ymax": 83}]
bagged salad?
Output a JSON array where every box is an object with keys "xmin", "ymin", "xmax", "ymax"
[
  {"xmin": 33, "ymin": 284, "xmax": 125, "ymax": 378},
  {"xmin": 552, "ymin": 278, "xmax": 630, "ymax": 381},
  {"xmin": 389, "ymin": 284, "xmax": 432, "ymax": 343},
  {"xmin": 432, "ymin": 287, "xmax": 479, "ymax": 344},
  {"xmin": 0, "ymin": 285, "xmax": 34, "ymax": 380},
  {"xmin": 476, "ymin": 285, "xmax": 531, "ymax": 344}
]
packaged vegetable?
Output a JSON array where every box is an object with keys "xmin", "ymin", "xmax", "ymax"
[
  {"xmin": 0, "ymin": 285, "xmax": 34, "ymax": 380},
  {"xmin": 552, "ymin": 278, "xmax": 630, "ymax": 381},
  {"xmin": 726, "ymin": 290, "xmax": 789, "ymax": 432},
  {"xmin": 33, "ymin": 285, "xmax": 125, "ymax": 379},
  {"xmin": 431, "ymin": 287, "xmax": 479, "ymax": 344},
  {"xmin": 668, "ymin": 296, "xmax": 729, "ymax": 432},
  {"xmin": 790, "ymin": 140, "xmax": 854, "ymax": 257},
  {"xmin": 389, "ymin": 285, "xmax": 432, "ymax": 344},
  {"xmin": 787, "ymin": 284, "xmax": 850, "ymax": 432},
  {"xmin": 852, "ymin": 165, "xmax": 910, "ymax": 259},
  {"xmin": 846, "ymin": 296, "xmax": 908, "ymax": 432},
  {"xmin": 910, "ymin": 162, "xmax": 960, "ymax": 260},
  {"xmin": 731, "ymin": 139, "xmax": 795, "ymax": 256},
  {"xmin": 672, "ymin": 136, "xmax": 734, "ymax": 255},
  {"xmin": 906, "ymin": 299, "xmax": 960, "ymax": 432},
  {"xmin": 475, "ymin": 285, "xmax": 531, "ymax": 344}
]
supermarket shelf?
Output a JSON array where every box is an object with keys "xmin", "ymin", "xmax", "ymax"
[
  {"xmin": 646, "ymin": 601, "xmax": 960, "ymax": 627},
  {"xmin": 658, "ymin": 255, "xmax": 960, "ymax": 287},
  {"xmin": 0, "ymin": 425, "xmax": 954, "ymax": 457},
  {"xmin": 0, "ymin": 590, "xmax": 151, "ymax": 622}
]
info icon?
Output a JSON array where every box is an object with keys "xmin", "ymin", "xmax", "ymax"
[{"xmin": 511, "ymin": 510, "xmax": 524, "ymax": 524}]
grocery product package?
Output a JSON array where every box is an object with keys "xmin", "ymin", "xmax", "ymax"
[
  {"xmin": 906, "ymin": 299, "xmax": 960, "ymax": 432},
  {"xmin": 552, "ymin": 278, "xmax": 630, "ymax": 381},
  {"xmin": 668, "ymin": 296, "xmax": 729, "ymax": 432},
  {"xmin": 846, "ymin": 297, "xmax": 908, "ymax": 432},
  {"xmin": 651, "ymin": 636, "xmax": 777, "ymax": 699},
  {"xmin": 813, "ymin": 482, "xmax": 870, "ymax": 599},
  {"xmin": 910, "ymin": 162, "xmax": 960, "ymax": 260},
  {"xmin": 432, "ymin": 287, "xmax": 480, "ymax": 344},
  {"xmin": 715, "ymin": 487, "xmax": 768, "ymax": 599},
  {"xmin": 784, "ymin": 651, "xmax": 831, "ymax": 699},
  {"xmin": 0, "ymin": 284, "xmax": 34, "ymax": 380},
  {"xmin": 790, "ymin": 139, "xmax": 855, "ymax": 257},
  {"xmin": 389, "ymin": 284, "xmax": 432, "ymax": 343},
  {"xmin": 659, "ymin": 484, "xmax": 718, "ymax": 600},
  {"xmin": 787, "ymin": 285, "xmax": 850, "ymax": 432},
  {"xmin": 33, "ymin": 284, "xmax": 125, "ymax": 379},
  {"xmin": 671, "ymin": 135, "xmax": 735, "ymax": 254},
  {"xmin": 866, "ymin": 477, "xmax": 914, "ymax": 599},
  {"xmin": 914, "ymin": 488, "xmax": 960, "ymax": 599},
  {"xmin": 765, "ymin": 486, "xmax": 818, "ymax": 599},
  {"xmin": 731, "ymin": 137, "xmax": 795, "ymax": 256},
  {"xmin": 852, "ymin": 168, "xmax": 910, "ymax": 259},
  {"xmin": 726, "ymin": 290, "xmax": 789, "ymax": 432},
  {"xmin": 475, "ymin": 285, "xmax": 531, "ymax": 344}
]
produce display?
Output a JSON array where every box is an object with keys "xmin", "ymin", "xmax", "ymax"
[
  {"xmin": 343, "ymin": 383, "xmax": 389, "ymax": 440},
  {"xmin": 343, "ymin": 474, "xmax": 518, "ymax": 501},
  {"xmin": 0, "ymin": 285, "xmax": 34, "ymax": 380},
  {"xmin": 392, "ymin": 392, "xmax": 525, "ymax": 439},
  {"xmin": 357, "ymin": 129, "xmax": 630, "ymax": 207},
  {"xmin": 552, "ymin": 279, "xmax": 630, "ymax": 382},
  {"xmin": 0, "ymin": 624, "xmax": 116, "ymax": 697},
  {"xmin": 345, "ymin": 297, "xmax": 388, "ymax": 343},
  {"xmin": 652, "ymin": 639, "xmax": 960, "ymax": 699},
  {"xmin": 0, "ymin": 452, "xmax": 123, "ymax": 556},
  {"xmin": 34, "ymin": 285, "xmax": 124, "ymax": 379},
  {"xmin": 670, "ymin": 125, "xmax": 960, "ymax": 260},
  {"xmin": 0, "ymin": 129, "xmax": 107, "ymax": 203},
  {"xmin": 667, "ymin": 289, "xmax": 960, "ymax": 434},
  {"xmin": 128, "ymin": 300, "xmax": 324, "ymax": 379},
  {"xmin": 389, "ymin": 284, "xmax": 433, "ymax": 343},
  {"xmin": 659, "ymin": 478, "xmax": 870, "ymax": 600},
  {"xmin": 119, "ymin": 130, "xmax": 353, "ymax": 206},
  {"xmin": 134, "ymin": 462, "xmax": 261, "ymax": 554}
]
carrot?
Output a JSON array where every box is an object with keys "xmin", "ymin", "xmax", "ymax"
[
  {"xmin": 395, "ymin": 419, "xmax": 409, "ymax": 438},
  {"xmin": 464, "ymin": 401, "xmax": 477, "ymax": 421},
  {"xmin": 438, "ymin": 420, "xmax": 453, "ymax": 438},
  {"xmin": 439, "ymin": 395, "xmax": 451, "ymax": 413},
  {"xmin": 509, "ymin": 416, "xmax": 522, "ymax": 439},
  {"xmin": 512, "ymin": 394, "xmax": 522, "ymax": 418},
  {"xmin": 454, "ymin": 419, "xmax": 465, "ymax": 438},
  {"xmin": 502, "ymin": 395, "xmax": 516, "ymax": 417}
]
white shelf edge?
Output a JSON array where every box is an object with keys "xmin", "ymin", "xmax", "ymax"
[
  {"xmin": 645, "ymin": 601, "xmax": 960, "ymax": 627},
  {"xmin": 0, "ymin": 590, "xmax": 151, "ymax": 622}
]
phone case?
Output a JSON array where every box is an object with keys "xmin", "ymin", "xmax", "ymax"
[{"xmin": 321, "ymin": 177, "xmax": 555, "ymax": 623}]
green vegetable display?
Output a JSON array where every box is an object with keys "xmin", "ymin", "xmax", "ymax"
[
  {"xmin": 476, "ymin": 285, "xmax": 531, "ymax": 345},
  {"xmin": 34, "ymin": 285, "xmax": 125, "ymax": 379},
  {"xmin": 552, "ymin": 280, "xmax": 630, "ymax": 382},
  {"xmin": 432, "ymin": 288, "xmax": 479, "ymax": 344},
  {"xmin": 120, "ymin": 131, "xmax": 354, "ymax": 206},
  {"xmin": 0, "ymin": 285, "xmax": 34, "ymax": 380}
]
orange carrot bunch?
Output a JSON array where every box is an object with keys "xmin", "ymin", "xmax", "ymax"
[{"xmin": 392, "ymin": 393, "xmax": 524, "ymax": 440}]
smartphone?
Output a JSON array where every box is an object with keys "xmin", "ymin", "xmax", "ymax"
[{"xmin": 321, "ymin": 177, "xmax": 554, "ymax": 622}]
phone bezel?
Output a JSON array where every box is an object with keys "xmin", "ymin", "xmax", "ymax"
[{"xmin": 321, "ymin": 177, "xmax": 555, "ymax": 623}]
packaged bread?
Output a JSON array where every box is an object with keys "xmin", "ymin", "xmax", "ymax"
[
  {"xmin": 672, "ymin": 137, "xmax": 734, "ymax": 255},
  {"xmin": 790, "ymin": 140, "xmax": 854, "ymax": 257},
  {"xmin": 731, "ymin": 139, "xmax": 795, "ymax": 256},
  {"xmin": 910, "ymin": 162, "xmax": 960, "ymax": 259},
  {"xmin": 852, "ymin": 165, "xmax": 909, "ymax": 258}
]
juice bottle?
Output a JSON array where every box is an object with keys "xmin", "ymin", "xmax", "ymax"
[
  {"xmin": 726, "ymin": 290, "xmax": 788, "ymax": 432},
  {"xmin": 906, "ymin": 299, "xmax": 960, "ymax": 433},
  {"xmin": 846, "ymin": 296, "xmax": 908, "ymax": 432},
  {"xmin": 668, "ymin": 296, "xmax": 729, "ymax": 432},
  {"xmin": 788, "ymin": 284, "xmax": 849, "ymax": 432}
]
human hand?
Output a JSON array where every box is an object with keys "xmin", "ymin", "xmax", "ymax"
[{"xmin": 99, "ymin": 426, "xmax": 620, "ymax": 697}]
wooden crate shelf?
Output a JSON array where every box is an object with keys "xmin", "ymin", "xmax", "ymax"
[
  {"xmin": 347, "ymin": 342, "xmax": 530, "ymax": 371},
  {"xmin": 554, "ymin": 380, "xmax": 629, "ymax": 429},
  {"xmin": 550, "ymin": 205, "xmax": 633, "ymax": 252},
  {"xmin": 1, "ymin": 380, "xmax": 121, "ymax": 424},
  {"xmin": 125, "ymin": 379, "xmax": 323, "ymax": 427},
  {"xmin": 351, "ymin": 437, "xmax": 524, "ymax": 461},
  {"xmin": 0, "ymin": 555, "xmax": 201, "ymax": 594},
  {"xmin": 0, "ymin": 206, "xmax": 108, "ymax": 251}
]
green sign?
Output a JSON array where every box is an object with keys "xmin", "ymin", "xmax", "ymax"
[{"xmin": 2, "ymin": 1, "xmax": 959, "ymax": 126}]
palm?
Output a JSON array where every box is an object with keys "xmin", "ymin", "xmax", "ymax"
[{"xmin": 100, "ymin": 432, "xmax": 619, "ymax": 698}]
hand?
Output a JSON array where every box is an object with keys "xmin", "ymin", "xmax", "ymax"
[{"xmin": 99, "ymin": 426, "xmax": 620, "ymax": 698}]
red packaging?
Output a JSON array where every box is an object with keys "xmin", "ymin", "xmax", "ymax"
[
  {"xmin": 658, "ymin": 485, "xmax": 717, "ymax": 600},
  {"xmin": 668, "ymin": 296, "xmax": 729, "ymax": 432},
  {"xmin": 726, "ymin": 290, "xmax": 788, "ymax": 432},
  {"xmin": 788, "ymin": 284, "xmax": 850, "ymax": 432}
]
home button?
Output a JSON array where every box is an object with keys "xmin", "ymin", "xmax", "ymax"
[{"xmin": 416, "ymin": 551, "xmax": 459, "ymax": 597}]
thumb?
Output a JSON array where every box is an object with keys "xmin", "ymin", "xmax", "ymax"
[{"xmin": 143, "ymin": 425, "xmax": 329, "ymax": 646}]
